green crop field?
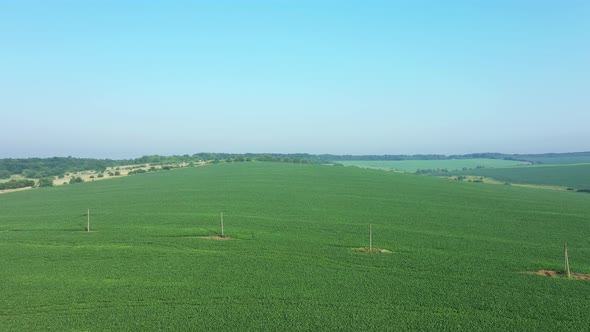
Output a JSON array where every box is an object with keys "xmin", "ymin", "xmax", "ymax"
[
  {"xmin": 2, "ymin": 163, "xmax": 590, "ymax": 330},
  {"xmin": 339, "ymin": 159, "xmax": 528, "ymax": 172},
  {"xmin": 441, "ymin": 163, "xmax": 590, "ymax": 190}
]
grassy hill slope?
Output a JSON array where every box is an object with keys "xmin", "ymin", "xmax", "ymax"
[
  {"xmin": 440, "ymin": 163, "xmax": 590, "ymax": 189},
  {"xmin": 1, "ymin": 163, "xmax": 590, "ymax": 330}
]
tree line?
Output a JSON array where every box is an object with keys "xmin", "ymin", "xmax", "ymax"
[{"xmin": 2, "ymin": 151, "xmax": 589, "ymax": 179}]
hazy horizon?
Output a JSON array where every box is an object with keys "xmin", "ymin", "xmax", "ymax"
[{"xmin": 2, "ymin": 1, "xmax": 589, "ymax": 158}]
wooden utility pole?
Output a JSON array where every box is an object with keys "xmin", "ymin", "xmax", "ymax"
[
  {"xmin": 87, "ymin": 208, "xmax": 90, "ymax": 232},
  {"xmin": 564, "ymin": 243, "xmax": 571, "ymax": 278},
  {"xmin": 369, "ymin": 224, "xmax": 373, "ymax": 251},
  {"xmin": 221, "ymin": 211, "xmax": 224, "ymax": 237}
]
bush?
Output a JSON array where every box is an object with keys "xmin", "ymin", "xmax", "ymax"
[
  {"xmin": 128, "ymin": 169, "xmax": 147, "ymax": 175},
  {"xmin": 577, "ymin": 189, "xmax": 590, "ymax": 193},
  {"xmin": 0, "ymin": 170, "xmax": 11, "ymax": 179},
  {"xmin": 38, "ymin": 177, "xmax": 54, "ymax": 187},
  {"xmin": 97, "ymin": 173, "xmax": 104, "ymax": 178},
  {"xmin": 114, "ymin": 171, "xmax": 121, "ymax": 176},
  {"xmin": 69, "ymin": 177, "xmax": 84, "ymax": 184}
]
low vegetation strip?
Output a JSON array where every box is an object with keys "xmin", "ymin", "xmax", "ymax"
[
  {"xmin": 1, "ymin": 163, "xmax": 589, "ymax": 330},
  {"xmin": 339, "ymin": 159, "xmax": 527, "ymax": 172},
  {"xmin": 437, "ymin": 163, "xmax": 590, "ymax": 190}
]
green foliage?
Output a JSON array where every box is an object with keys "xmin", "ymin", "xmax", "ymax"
[
  {"xmin": 128, "ymin": 169, "xmax": 147, "ymax": 175},
  {"xmin": 97, "ymin": 173, "xmax": 104, "ymax": 178},
  {"xmin": 114, "ymin": 171, "xmax": 121, "ymax": 176},
  {"xmin": 1, "ymin": 163, "xmax": 590, "ymax": 330},
  {"xmin": 0, "ymin": 170, "xmax": 11, "ymax": 179},
  {"xmin": 0, "ymin": 179, "xmax": 35, "ymax": 190},
  {"xmin": 38, "ymin": 177, "xmax": 54, "ymax": 187},
  {"xmin": 69, "ymin": 177, "xmax": 84, "ymax": 184},
  {"xmin": 0, "ymin": 157, "xmax": 125, "ymax": 178},
  {"xmin": 415, "ymin": 168, "xmax": 448, "ymax": 174}
]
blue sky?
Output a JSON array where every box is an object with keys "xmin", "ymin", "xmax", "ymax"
[{"xmin": 1, "ymin": 1, "xmax": 589, "ymax": 158}]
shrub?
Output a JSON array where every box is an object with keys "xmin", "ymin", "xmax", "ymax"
[
  {"xmin": 0, "ymin": 170, "xmax": 11, "ymax": 179},
  {"xmin": 97, "ymin": 173, "xmax": 104, "ymax": 178},
  {"xmin": 38, "ymin": 177, "xmax": 54, "ymax": 187},
  {"xmin": 114, "ymin": 171, "xmax": 121, "ymax": 176},
  {"xmin": 69, "ymin": 177, "xmax": 84, "ymax": 184}
]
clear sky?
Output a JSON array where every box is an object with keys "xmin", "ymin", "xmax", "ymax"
[{"xmin": 1, "ymin": 1, "xmax": 589, "ymax": 158}]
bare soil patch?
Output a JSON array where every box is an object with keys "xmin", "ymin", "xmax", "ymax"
[
  {"xmin": 197, "ymin": 236, "xmax": 234, "ymax": 241},
  {"xmin": 355, "ymin": 247, "xmax": 392, "ymax": 253},
  {"xmin": 527, "ymin": 270, "xmax": 590, "ymax": 280}
]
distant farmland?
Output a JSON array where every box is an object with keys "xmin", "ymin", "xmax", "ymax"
[
  {"xmin": 1, "ymin": 163, "xmax": 590, "ymax": 330},
  {"xmin": 339, "ymin": 158, "xmax": 528, "ymax": 172},
  {"xmin": 441, "ymin": 163, "xmax": 590, "ymax": 190}
]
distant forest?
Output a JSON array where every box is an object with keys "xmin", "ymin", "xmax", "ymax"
[{"xmin": 1, "ymin": 151, "xmax": 589, "ymax": 179}]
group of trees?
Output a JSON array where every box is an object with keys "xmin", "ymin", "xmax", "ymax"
[
  {"xmin": 0, "ymin": 157, "xmax": 120, "ymax": 179},
  {"xmin": 0, "ymin": 179, "xmax": 36, "ymax": 190},
  {"xmin": 415, "ymin": 168, "xmax": 449, "ymax": 174}
]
